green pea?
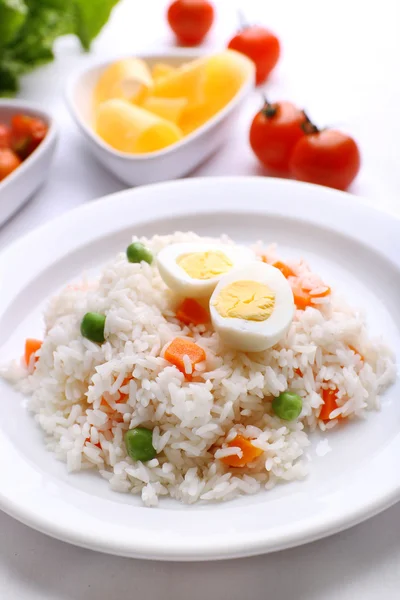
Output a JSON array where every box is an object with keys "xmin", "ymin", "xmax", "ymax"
[
  {"xmin": 272, "ymin": 391, "xmax": 303, "ymax": 421},
  {"xmin": 80, "ymin": 312, "xmax": 106, "ymax": 343},
  {"xmin": 124, "ymin": 427, "xmax": 156, "ymax": 462},
  {"xmin": 126, "ymin": 242, "xmax": 153, "ymax": 264}
]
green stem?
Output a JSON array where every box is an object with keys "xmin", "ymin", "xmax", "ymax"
[
  {"xmin": 262, "ymin": 96, "xmax": 278, "ymax": 118},
  {"xmin": 301, "ymin": 111, "xmax": 319, "ymax": 134}
]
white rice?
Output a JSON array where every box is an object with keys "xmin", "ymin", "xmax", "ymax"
[{"xmin": 1, "ymin": 232, "xmax": 396, "ymax": 506}]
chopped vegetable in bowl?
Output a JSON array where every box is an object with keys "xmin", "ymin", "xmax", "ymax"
[{"xmin": 0, "ymin": 113, "xmax": 48, "ymax": 182}]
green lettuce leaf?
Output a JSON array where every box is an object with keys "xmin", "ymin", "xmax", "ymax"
[
  {"xmin": 5, "ymin": 2, "xmax": 74, "ymax": 71},
  {"xmin": 0, "ymin": 65, "xmax": 18, "ymax": 96},
  {"xmin": 73, "ymin": 0, "xmax": 120, "ymax": 51},
  {"xmin": 0, "ymin": 0, "xmax": 28, "ymax": 48},
  {"xmin": 0, "ymin": 0, "xmax": 120, "ymax": 96}
]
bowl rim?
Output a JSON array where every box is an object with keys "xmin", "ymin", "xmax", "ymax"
[
  {"xmin": 0, "ymin": 98, "xmax": 58, "ymax": 194},
  {"xmin": 65, "ymin": 48, "xmax": 255, "ymax": 161}
]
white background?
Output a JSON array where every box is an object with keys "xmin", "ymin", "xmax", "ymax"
[{"xmin": 1, "ymin": 0, "xmax": 400, "ymax": 597}]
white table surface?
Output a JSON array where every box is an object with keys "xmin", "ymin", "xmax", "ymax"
[{"xmin": 1, "ymin": 0, "xmax": 400, "ymax": 597}]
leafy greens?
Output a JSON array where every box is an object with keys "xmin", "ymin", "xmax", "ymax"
[{"xmin": 0, "ymin": 0, "xmax": 120, "ymax": 96}]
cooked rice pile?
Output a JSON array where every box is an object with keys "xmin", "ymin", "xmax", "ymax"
[{"xmin": 2, "ymin": 233, "xmax": 396, "ymax": 506}]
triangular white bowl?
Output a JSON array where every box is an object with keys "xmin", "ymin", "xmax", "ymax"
[{"xmin": 65, "ymin": 50, "xmax": 255, "ymax": 187}]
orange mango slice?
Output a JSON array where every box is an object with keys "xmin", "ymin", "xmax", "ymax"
[
  {"xmin": 141, "ymin": 96, "xmax": 188, "ymax": 124},
  {"xmin": 180, "ymin": 50, "xmax": 254, "ymax": 135},
  {"xmin": 151, "ymin": 62, "xmax": 177, "ymax": 80},
  {"xmin": 152, "ymin": 58, "xmax": 207, "ymax": 106},
  {"xmin": 96, "ymin": 99, "xmax": 183, "ymax": 154},
  {"xmin": 94, "ymin": 58, "xmax": 153, "ymax": 108}
]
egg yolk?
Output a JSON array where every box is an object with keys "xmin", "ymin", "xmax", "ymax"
[
  {"xmin": 213, "ymin": 281, "xmax": 275, "ymax": 321},
  {"xmin": 177, "ymin": 251, "xmax": 233, "ymax": 280}
]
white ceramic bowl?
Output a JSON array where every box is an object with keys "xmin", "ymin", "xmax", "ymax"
[
  {"xmin": 0, "ymin": 178, "xmax": 399, "ymax": 560},
  {"xmin": 0, "ymin": 99, "xmax": 58, "ymax": 226},
  {"xmin": 65, "ymin": 50, "xmax": 255, "ymax": 186}
]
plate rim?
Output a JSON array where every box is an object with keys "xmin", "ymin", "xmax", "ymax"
[{"xmin": 1, "ymin": 176, "xmax": 399, "ymax": 560}]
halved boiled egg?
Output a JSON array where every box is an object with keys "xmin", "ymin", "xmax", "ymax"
[
  {"xmin": 157, "ymin": 242, "xmax": 255, "ymax": 298},
  {"xmin": 209, "ymin": 263, "xmax": 295, "ymax": 352}
]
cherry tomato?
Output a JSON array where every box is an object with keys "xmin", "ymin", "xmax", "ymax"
[
  {"xmin": 289, "ymin": 124, "xmax": 361, "ymax": 191},
  {"xmin": 167, "ymin": 0, "xmax": 214, "ymax": 46},
  {"xmin": 0, "ymin": 124, "xmax": 11, "ymax": 148},
  {"xmin": 11, "ymin": 114, "xmax": 48, "ymax": 159},
  {"xmin": 228, "ymin": 25, "xmax": 280, "ymax": 85},
  {"xmin": 0, "ymin": 148, "xmax": 21, "ymax": 182},
  {"xmin": 249, "ymin": 100, "xmax": 306, "ymax": 172}
]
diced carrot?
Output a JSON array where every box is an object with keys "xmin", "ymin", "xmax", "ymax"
[
  {"xmin": 290, "ymin": 278, "xmax": 331, "ymax": 310},
  {"xmin": 85, "ymin": 437, "xmax": 102, "ymax": 449},
  {"xmin": 24, "ymin": 338, "xmax": 42, "ymax": 366},
  {"xmin": 176, "ymin": 298, "xmax": 209, "ymax": 325},
  {"xmin": 112, "ymin": 411, "xmax": 124, "ymax": 423},
  {"xmin": 273, "ymin": 261, "xmax": 295, "ymax": 279},
  {"xmin": 294, "ymin": 368, "xmax": 303, "ymax": 377},
  {"xmin": 288, "ymin": 270, "xmax": 332, "ymax": 311},
  {"xmin": 101, "ymin": 396, "xmax": 122, "ymax": 409},
  {"xmin": 349, "ymin": 345, "xmax": 364, "ymax": 362},
  {"xmin": 319, "ymin": 387, "xmax": 341, "ymax": 421},
  {"xmin": 290, "ymin": 281, "xmax": 312, "ymax": 310},
  {"xmin": 164, "ymin": 337, "xmax": 206, "ymax": 378},
  {"xmin": 101, "ymin": 394, "xmax": 127, "ymax": 408},
  {"xmin": 221, "ymin": 435, "xmax": 264, "ymax": 468},
  {"xmin": 96, "ymin": 398, "xmax": 125, "ymax": 424},
  {"xmin": 100, "ymin": 376, "xmax": 132, "ymax": 408},
  {"xmin": 311, "ymin": 286, "xmax": 331, "ymax": 298},
  {"xmin": 118, "ymin": 376, "xmax": 133, "ymax": 402}
]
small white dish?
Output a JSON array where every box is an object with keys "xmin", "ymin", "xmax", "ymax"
[
  {"xmin": 65, "ymin": 50, "xmax": 255, "ymax": 186},
  {"xmin": 0, "ymin": 99, "xmax": 58, "ymax": 226},
  {"xmin": 0, "ymin": 177, "xmax": 399, "ymax": 561}
]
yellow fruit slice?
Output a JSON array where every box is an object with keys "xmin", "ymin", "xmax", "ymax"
[
  {"xmin": 141, "ymin": 96, "xmax": 188, "ymax": 124},
  {"xmin": 94, "ymin": 58, "xmax": 153, "ymax": 108},
  {"xmin": 179, "ymin": 103, "xmax": 213, "ymax": 136},
  {"xmin": 180, "ymin": 50, "xmax": 254, "ymax": 135},
  {"xmin": 204, "ymin": 50, "xmax": 254, "ymax": 106},
  {"xmin": 96, "ymin": 99, "xmax": 183, "ymax": 154},
  {"xmin": 151, "ymin": 62, "xmax": 176, "ymax": 80},
  {"xmin": 152, "ymin": 58, "xmax": 207, "ymax": 105}
]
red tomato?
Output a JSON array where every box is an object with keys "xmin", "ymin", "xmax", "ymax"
[
  {"xmin": 228, "ymin": 25, "xmax": 280, "ymax": 85},
  {"xmin": 290, "ymin": 127, "xmax": 361, "ymax": 191},
  {"xmin": 11, "ymin": 114, "xmax": 48, "ymax": 159},
  {"xmin": 167, "ymin": 0, "xmax": 214, "ymax": 45},
  {"xmin": 0, "ymin": 124, "xmax": 11, "ymax": 148},
  {"xmin": 249, "ymin": 100, "xmax": 306, "ymax": 172},
  {"xmin": 0, "ymin": 148, "xmax": 21, "ymax": 181}
]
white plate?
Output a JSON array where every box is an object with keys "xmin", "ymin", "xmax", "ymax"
[
  {"xmin": 0, "ymin": 177, "xmax": 399, "ymax": 561},
  {"xmin": 0, "ymin": 99, "xmax": 58, "ymax": 226},
  {"xmin": 65, "ymin": 50, "xmax": 254, "ymax": 186}
]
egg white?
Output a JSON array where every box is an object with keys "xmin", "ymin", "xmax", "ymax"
[
  {"xmin": 210, "ymin": 263, "xmax": 295, "ymax": 352},
  {"xmin": 157, "ymin": 242, "xmax": 255, "ymax": 298}
]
